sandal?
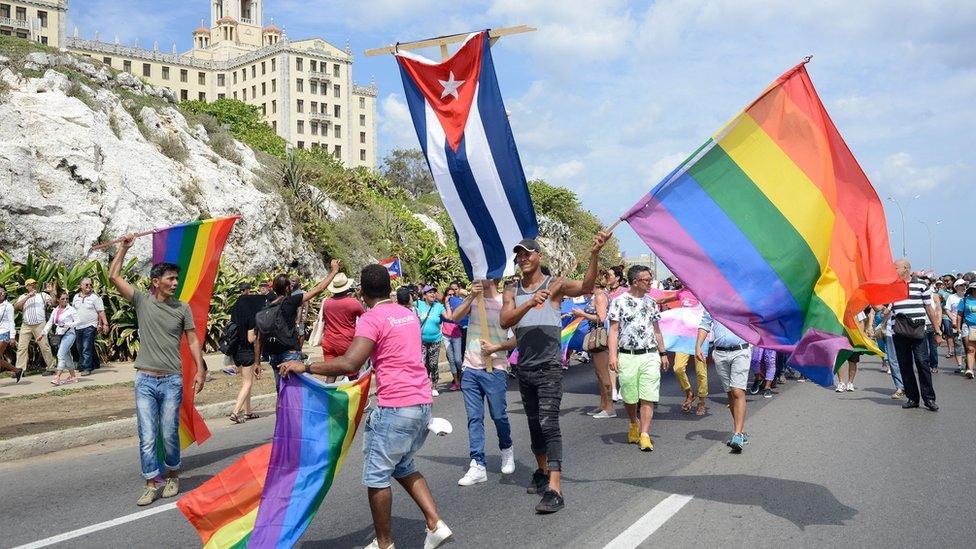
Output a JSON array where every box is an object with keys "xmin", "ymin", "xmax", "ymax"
[
  {"xmin": 243, "ymin": 413, "xmax": 259, "ymax": 420},
  {"xmin": 681, "ymin": 394, "xmax": 694, "ymax": 413},
  {"xmin": 229, "ymin": 413, "xmax": 246, "ymax": 424},
  {"xmin": 695, "ymin": 400, "xmax": 707, "ymax": 416}
]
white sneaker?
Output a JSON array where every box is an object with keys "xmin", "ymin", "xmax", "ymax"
[
  {"xmin": 612, "ymin": 390, "xmax": 621, "ymax": 402},
  {"xmin": 586, "ymin": 408, "xmax": 600, "ymax": 416},
  {"xmin": 835, "ymin": 384, "xmax": 845, "ymax": 393},
  {"xmin": 592, "ymin": 410, "xmax": 617, "ymax": 419},
  {"xmin": 365, "ymin": 540, "xmax": 394, "ymax": 549},
  {"xmin": 458, "ymin": 460, "xmax": 487, "ymax": 486},
  {"xmin": 423, "ymin": 520, "xmax": 453, "ymax": 549},
  {"xmin": 846, "ymin": 382, "xmax": 855, "ymax": 392},
  {"xmin": 500, "ymin": 446, "xmax": 515, "ymax": 474},
  {"xmin": 966, "ymin": 369, "xmax": 974, "ymax": 379},
  {"xmin": 431, "ymin": 388, "xmax": 439, "ymax": 397}
]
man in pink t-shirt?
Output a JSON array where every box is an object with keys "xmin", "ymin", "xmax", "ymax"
[{"xmin": 279, "ymin": 265, "xmax": 452, "ymax": 549}]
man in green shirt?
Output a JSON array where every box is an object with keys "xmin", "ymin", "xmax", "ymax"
[{"xmin": 109, "ymin": 234, "xmax": 207, "ymax": 506}]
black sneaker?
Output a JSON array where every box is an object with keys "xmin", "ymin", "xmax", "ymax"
[
  {"xmin": 749, "ymin": 378, "xmax": 762, "ymax": 395},
  {"xmin": 526, "ymin": 468, "xmax": 549, "ymax": 495},
  {"xmin": 535, "ymin": 489, "xmax": 565, "ymax": 514},
  {"xmin": 15, "ymin": 368, "xmax": 24, "ymax": 383},
  {"xmin": 763, "ymin": 388, "xmax": 773, "ymax": 399},
  {"xmin": 923, "ymin": 400, "xmax": 939, "ymax": 412},
  {"xmin": 902, "ymin": 400, "xmax": 919, "ymax": 409}
]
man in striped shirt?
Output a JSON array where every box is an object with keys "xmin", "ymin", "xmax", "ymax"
[
  {"xmin": 13, "ymin": 278, "xmax": 55, "ymax": 373},
  {"xmin": 890, "ymin": 259, "xmax": 942, "ymax": 411}
]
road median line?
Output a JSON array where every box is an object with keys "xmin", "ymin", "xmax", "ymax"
[{"xmin": 602, "ymin": 493, "xmax": 693, "ymax": 549}]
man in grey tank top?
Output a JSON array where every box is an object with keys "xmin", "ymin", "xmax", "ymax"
[{"xmin": 501, "ymin": 231, "xmax": 610, "ymax": 514}]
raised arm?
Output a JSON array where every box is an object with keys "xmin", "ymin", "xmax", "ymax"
[
  {"xmin": 302, "ymin": 259, "xmax": 342, "ymax": 304},
  {"xmin": 553, "ymin": 230, "xmax": 610, "ymax": 299},
  {"xmin": 109, "ymin": 235, "xmax": 136, "ymax": 302},
  {"xmin": 280, "ymin": 335, "xmax": 375, "ymax": 379},
  {"xmin": 449, "ymin": 282, "xmax": 481, "ymax": 322}
]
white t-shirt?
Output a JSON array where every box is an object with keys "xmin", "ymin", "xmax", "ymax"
[
  {"xmin": 73, "ymin": 293, "xmax": 105, "ymax": 329},
  {"xmin": 945, "ymin": 293, "xmax": 962, "ymax": 322}
]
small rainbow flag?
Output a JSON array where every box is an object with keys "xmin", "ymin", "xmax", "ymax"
[
  {"xmin": 177, "ymin": 371, "xmax": 371, "ymax": 548},
  {"xmin": 623, "ymin": 61, "xmax": 905, "ymax": 386},
  {"xmin": 560, "ymin": 316, "xmax": 584, "ymax": 363},
  {"xmin": 152, "ymin": 215, "xmax": 239, "ymax": 449}
]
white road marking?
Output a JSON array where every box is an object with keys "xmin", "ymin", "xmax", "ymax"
[
  {"xmin": 12, "ymin": 502, "xmax": 178, "ymax": 549},
  {"xmin": 602, "ymin": 493, "xmax": 693, "ymax": 549}
]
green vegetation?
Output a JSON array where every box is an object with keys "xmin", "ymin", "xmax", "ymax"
[
  {"xmin": 528, "ymin": 179, "xmax": 621, "ymax": 273},
  {"xmin": 156, "ymin": 133, "xmax": 189, "ymax": 163},
  {"xmin": 180, "ymin": 99, "xmax": 286, "ymax": 157},
  {"xmin": 0, "ymin": 34, "xmax": 55, "ymax": 59}
]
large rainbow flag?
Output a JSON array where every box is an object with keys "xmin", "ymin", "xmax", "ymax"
[
  {"xmin": 622, "ymin": 61, "xmax": 906, "ymax": 386},
  {"xmin": 152, "ymin": 216, "xmax": 239, "ymax": 449},
  {"xmin": 177, "ymin": 371, "xmax": 371, "ymax": 548}
]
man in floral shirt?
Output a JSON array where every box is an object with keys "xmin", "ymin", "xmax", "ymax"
[{"xmin": 608, "ymin": 265, "xmax": 670, "ymax": 452}]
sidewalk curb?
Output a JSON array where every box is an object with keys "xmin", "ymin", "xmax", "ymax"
[{"xmin": 0, "ymin": 393, "xmax": 278, "ymax": 462}]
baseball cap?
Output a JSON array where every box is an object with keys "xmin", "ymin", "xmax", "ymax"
[
  {"xmin": 422, "ymin": 285, "xmax": 436, "ymax": 294},
  {"xmin": 24, "ymin": 278, "xmax": 37, "ymax": 285},
  {"xmin": 513, "ymin": 238, "xmax": 541, "ymax": 253},
  {"xmin": 954, "ymin": 279, "xmax": 967, "ymax": 287}
]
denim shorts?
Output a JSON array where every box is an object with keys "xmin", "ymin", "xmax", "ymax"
[
  {"xmin": 362, "ymin": 404, "xmax": 432, "ymax": 488},
  {"xmin": 0, "ymin": 332, "xmax": 9, "ymax": 343}
]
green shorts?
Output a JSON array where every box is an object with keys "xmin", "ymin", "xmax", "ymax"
[{"xmin": 618, "ymin": 351, "xmax": 661, "ymax": 404}]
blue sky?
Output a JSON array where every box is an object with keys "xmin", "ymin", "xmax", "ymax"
[{"xmin": 70, "ymin": 0, "xmax": 976, "ymax": 273}]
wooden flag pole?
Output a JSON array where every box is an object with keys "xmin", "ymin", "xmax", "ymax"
[
  {"xmin": 364, "ymin": 25, "xmax": 536, "ymax": 59},
  {"xmin": 89, "ymin": 229, "xmax": 155, "ymax": 251}
]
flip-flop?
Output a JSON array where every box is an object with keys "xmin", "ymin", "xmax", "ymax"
[
  {"xmin": 695, "ymin": 401, "xmax": 707, "ymax": 416},
  {"xmin": 681, "ymin": 396, "xmax": 694, "ymax": 413}
]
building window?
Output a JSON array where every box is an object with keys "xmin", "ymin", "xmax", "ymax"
[
  {"xmin": 333, "ymin": 84, "xmax": 340, "ymax": 98},
  {"xmin": 333, "ymin": 64, "xmax": 340, "ymax": 77},
  {"xmin": 180, "ymin": 69, "xmax": 188, "ymax": 83},
  {"xmin": 261, "ymin": 103, "xmax": 266, "ymax": 115},
  {"xmin": 271, "ymin": 79, "xmax": 276, "ymax": 92},
  {"xmin": 15, "ymin": 6, "xmax": 25, "ymax": 20},
  {"xmin": 198, "ymin": 72, "xmax": 206, "ymax": 85},
  {"xmin": 251, "ymin": 85, "xmax": 256, "ymax": 97},
  {"xmin": 233, "ymin": 72, "xmax": 238, "ymax": 84},
  {"xmin": 298, "ymin": 141, "xmax": 305, "ymax": 149},
  {"xmin": 271, "ymin": 100, "xmax": 276, "ymax": 113},
  {"xmin": 360, "ymin": 131, "xmax": 366, "ymax": 144},
  {"xmin": 243, "ymin": 88, "xmax": 247, "ymax": 100},
  {"xmin": 241, "ymin": 68, "xmax": 246, "ymax": 81},
  {"xmin": 359, "ymin": 114, "xmax": 366, "ymax": 126},
  {"xmin": 333, "ymin": 104, "xmax": 340, "ymax": 118},
  {"xmin": 333, "ymin": 145, "xmax": 341, "ymax": 158},
  {"xmin": 271, "ymin": 58, "xmax": 276, "ymax": 71},
  {"xmin": 310, "ymin": 60, "xmax": 317, "ymax": 72},
  {"xmin": 360, "ymin": 149, "xmax": 367, "ymax": 161},
  {"xmin": 218, "ymin": 93, "xmax": 225, "ymax": 99},
  {"xmin": 261, "ymin": 61, "xmax": 266, "ymax": 75},
  {"xmin": 311, "ymin": 122, "xmax": 318, "ymax": 135},
  {"xmin": 297, "ymin": 120, "xmax": 304, "ymax": 134},
  {"xmin": 321, "ymin": 84, "xmax": 327, "ymax": 96},
  {"xmin": 162, "ymin": 66, "xmax": 170, "ymax": 80},
  {"xmin": 123, "ymin": 60, "xmax": 132, "ymax": 73},
  {"xmin": 311, "ymin": 101, "xmax": 318, "ymax": 113},
  {"xmin": 38, "ymin": 10, "xmax": 48, "ymax": 27},
  {"xmin": 251, "ymin": 65, "xmax": 256, "ymax": 78},
  {"xmin": 102, "ymin": 57, "xmax": 111, "ymax": 65},
  {"xmin": 296, "ymin": 78, "xmax": 303, "ymax": 92},
  {"xmin": 199, "ymin": 92, "xmax": 206, "ymax": 101},
  {"xmin": 296, "ymin": 57, "xmax": 303, "ymax": 71},
  {"xmin": 40, "ymin": 36, "xmax": 47, "ymax": 45},
  {"xmin": 217, "ymin": 73, "xmax": 225, "ymax": 86},
  {"xmin": 261, "ymin": 82, "xmax": 266, "ymax": 95},
  {"xmin": 310, "ymin": 81, "xmax": 318, "ymax": 94},
  {"xmin": 359, "ymin": 97, "xmax": 365, "ymax": 109},
  {"xmin": 272, "ymin": 120, "xmax": 276, "ymax": 130},
  {"xmin": 334, "ymin": 125, "xmax": 341, "ymax": 138},
  {"xmin": 296, "ymin": 99, "xmax": 304, "ymax": 113},
  {"xmin": 233, "ymin": 91, "xmax": 238, "ymax": 99},
  {"xmin": 181, "ymin": 89, "xmax": 188, "ymax": 101}
]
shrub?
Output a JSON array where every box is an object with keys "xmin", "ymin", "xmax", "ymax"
[
  {"xmin": 180, "ymin": 99, "xmax": 286, "ymax": 157},
  {"xmin": 108, "ymin": 112, "xmax": 122, "ymax": 139},
  {"xmin": 209, "ymin": 132, "xmax": 242, "ymax": 163},
  {"xmin": 65, "ymin": 80, "xmax": 97, "ymax": 111},
  {"xmin": 156, "ymin": 133, "xmax": 188, "ymax": 163}
]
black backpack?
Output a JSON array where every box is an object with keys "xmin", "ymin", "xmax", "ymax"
[
  {"xmin": 256, "ymin": 299, "xmax": 297, "ymax": 351},
  {"xmin": 218, "ymin": 321, "xmax": 240, "ymax": 356}
]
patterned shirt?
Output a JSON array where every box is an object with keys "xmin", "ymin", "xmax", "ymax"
[
  {"xmin": 890, "ymin": 277, "xmax": 933, "ymax": 327},
  {"xmin": 18, "ymin": 292, "xmax": 51, "ymax": 325},
  {"xmin": 608, "ymin": 292, "xmax": 661, "ymax": 351}
]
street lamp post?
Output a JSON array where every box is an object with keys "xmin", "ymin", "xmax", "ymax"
[
  {"xmin": 887, "ymin": 195, "xmax": 907, "ymax": 258},
  {"xmin": 917, "ymin": 220, "xmax": 942, "ymax": 273}
]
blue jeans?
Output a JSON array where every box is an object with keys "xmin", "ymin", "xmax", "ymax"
[
  {"xmin": 269, "ymin": 350, "xmax": 302, "ymax": 393},
  {"xmin": 925, "ymin": 329, "xmax": 939, "ymax": 370},
  {"xmin": 886, "ymin": 335, "xmax": 903, "ymax": 390},
  {"xmin": 56, "ymin": 330, "xmax": 76, "ymax": 371},
  {"xmin": 445, "ymin": 337, "xmax": 463, "ymax": 376},
  {"xmin": 362, "ymin": 404, "xmax": 432, "ymax": 488},
  {"xmin": 75, "ymin": 326, "xmax": 97, "ymax": 372},
  {"xmin": 462, "ymin": 368, "xmax": 512, "ymax": 466},
  {"xmin": 134, "ymin": 372, "xmax": 183, "ymax": 479}
]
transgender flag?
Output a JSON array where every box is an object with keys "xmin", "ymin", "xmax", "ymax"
[{"xmin": 396, "ymin": 31, "xmax": 538, "ymax": 280}]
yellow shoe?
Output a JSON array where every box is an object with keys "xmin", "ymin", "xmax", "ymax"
[
  {"xmin": 627, "ymin": 423, "xmax": 640, "ymax": 444},
  {"xmin": 639, "ymin": 433, "xmax": 654, "ymax": 452}
]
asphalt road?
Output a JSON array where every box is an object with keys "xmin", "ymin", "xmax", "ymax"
[{"xmin": 3, "ymin": 353, "xmax": 976, "ymax": 548}]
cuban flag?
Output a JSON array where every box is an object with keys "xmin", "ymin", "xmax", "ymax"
[
  {"xmin": 396, "ymin": 31, "xmax": 538, "ymax": 280},
  {"xmin": 379, "ymin": 256, "xmax": 402, "ymax": 279}
]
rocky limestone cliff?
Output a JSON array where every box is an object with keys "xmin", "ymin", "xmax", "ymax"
[{"xmin": 0, "ymin": 51, "xmax": 327, "ymax": 274}]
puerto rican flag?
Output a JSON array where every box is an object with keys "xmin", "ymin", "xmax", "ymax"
[
  {"xmin": 396, "ymin": 31, "xmax": 538, "ymax": 280},
  {"xmin": 379, "ymin": 256, "xmax": 402, "ymax": 279}
]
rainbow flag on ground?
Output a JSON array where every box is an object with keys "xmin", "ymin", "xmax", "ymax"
[
  {"xmin": 177, "ymin": 371, "xmax": 371, "ymax": 548},
  {"xmin": 622, "ymin": 61, "xmax": 905, "ymax": 386},
  {"xmin": 152, "ymin": 216, "xmax": 239, "ymax": 449}
]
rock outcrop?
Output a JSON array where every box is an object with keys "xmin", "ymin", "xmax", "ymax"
[{"xmin": 0, "ymin": 52, "xmax": 324, "ymax": 274}]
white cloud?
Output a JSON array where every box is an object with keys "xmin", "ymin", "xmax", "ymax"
[
  {"xmin": 527, "ymin": 159, "xmax": 585, "ymax": 181},
  {"xmin": 377, "ymin": 93, "xmax": 419, "ymax": 150},
  {"xmin": 877, "ymin": 152, "xmax": 963, "ymax": 195}
]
